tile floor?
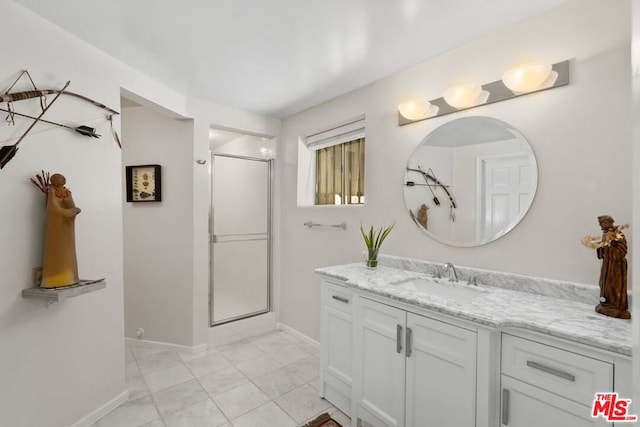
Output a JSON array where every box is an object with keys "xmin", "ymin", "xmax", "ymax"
[{"xmin": 94, "ymin": 330, "xmax": 350, "ymax": 427}]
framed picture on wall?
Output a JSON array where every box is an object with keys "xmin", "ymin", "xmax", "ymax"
[{"xmin": 125, "ymin": 164, "xmax": 162, "ymax": 202}]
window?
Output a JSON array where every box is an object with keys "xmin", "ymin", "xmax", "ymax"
[
  {"xmin": 297, "ymin": 116, "xmax": 365, "ymax": 206},
  {"xmin": 315, "ymin": 138, "xmax": 365, "ymax": 205}
]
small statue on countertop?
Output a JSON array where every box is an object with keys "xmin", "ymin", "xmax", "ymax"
[
  {"xmin": 581, "ymin": 215, "xmax": 630, "ymax": 319},
  {"xmin": 417, "ymin": 204, "xmax": 429, "ymax": 229}
]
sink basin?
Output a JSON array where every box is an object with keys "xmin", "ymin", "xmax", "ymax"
[{"xmin": 391, "ymin": 277, "xmax": 486, "ymax": 302}]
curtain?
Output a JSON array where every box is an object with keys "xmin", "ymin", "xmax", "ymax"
[{"xmin": 316, "ymin": 138, "xmax": 365, "ymax": 205}]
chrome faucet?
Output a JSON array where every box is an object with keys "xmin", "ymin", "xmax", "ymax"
[
  {"xmin": 428, "ymin": 264, "xmax": 441, "ymax": 279},
  {"xmin": 467, "ymin": 272, "xmax": 491, "ymax": 286},
  {"xmin": 443, "ymin": 262, "xmax": 458, "ymax": 282}
]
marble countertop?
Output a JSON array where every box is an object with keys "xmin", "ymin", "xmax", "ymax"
[{"xmin": 316, "ymin": 262, "xmax": 632, "ymax": 356}]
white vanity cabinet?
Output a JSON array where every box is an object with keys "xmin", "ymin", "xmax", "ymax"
[
  {"xmin": 320, "ymin": 280, "xmax": 355, "ymax": 415},
  {"xmin": 500, "ymin": 333, "xmax": 620, "ymax": 427},
  {"xmin": 317, "ymin": 270, "xmax": 632, "ymax": 427},
  {"xmin": 355, "ymin": 296, "xmax": 477, "ymax": 427}
]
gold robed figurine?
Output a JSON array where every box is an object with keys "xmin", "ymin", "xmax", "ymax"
[
  {"xmin": 581, "ymin": 215, "xmax": 631, "ymax": 319},
  {"xmin": 41, "ymin": 173, "xmax": 82, "ymax": 288}
]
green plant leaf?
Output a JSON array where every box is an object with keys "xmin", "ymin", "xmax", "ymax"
[
  {"xmin": 378, "ymin": 223, "xmax": 395, "ymax": 247},
  {"xmin": 360, "ymin": 222, "xmax": 395, "ymax": 253},
  {"xmin": 360, "ymin": 223, "xmax": 372, "ymax": 248}
]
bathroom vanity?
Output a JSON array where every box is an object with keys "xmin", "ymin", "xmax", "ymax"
[{"xmin": 317, "ymin": 256, "xmax": 632, "ymax": 427}]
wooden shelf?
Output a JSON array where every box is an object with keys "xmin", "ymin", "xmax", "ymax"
[{"xmin": 22, "ymin": 279, "xmax": 106, "ymax": 304}]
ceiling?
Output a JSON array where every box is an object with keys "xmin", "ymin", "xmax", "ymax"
[{"xmin": 15, "ymin": 0, "xmax": 566, "ymax": 119}]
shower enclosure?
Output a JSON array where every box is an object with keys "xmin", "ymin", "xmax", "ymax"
[{"xmin": 210, "ymin": 154, "xmax": 271, "ymax": 326}]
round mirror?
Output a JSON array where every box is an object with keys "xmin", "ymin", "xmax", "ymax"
[{"xmin": 403, "ymin": 116, "xmax": 538, "ymax": 247}]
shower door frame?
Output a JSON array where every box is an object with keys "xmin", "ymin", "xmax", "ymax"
[{"xmin": 209, "ymin": 153, "xmax": 273, "ymax": 327}]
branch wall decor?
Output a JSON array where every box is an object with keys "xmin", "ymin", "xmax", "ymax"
[{"xmin": 0, "ymin": 70, "xmax": 122, "ymax": 169}]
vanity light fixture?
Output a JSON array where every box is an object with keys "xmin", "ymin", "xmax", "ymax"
[
  {"xmin": 398, "ymin": 59, "xmax": 570, "ymax": 126},
  {"xmin": 502, "ymin": 62, "xmax": 557, "ymax": 94},
  {"xmin": 442, "ymin": 84, "xmax": 489, "ymax": 109},
  {"xmin": 398, "ymin": 100, "xmax": 438, "ymax": 121}
]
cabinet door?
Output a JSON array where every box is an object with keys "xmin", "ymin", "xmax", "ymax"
[
  {"xmin": 322, "ymin": 284, "xmax": 353, "ymax": 385},
  {"xmin": 501, "ymin": 375, "xmax": 609, "ymax": 427},
  {"xmin": 405, "ymin": 313, "xmax": 477, "ymax": 427},
  {"xmin": 357, "ymin": 298, "xmax": 406, "ymax": 427},
  {"xmin": 321, "ymin": 282, "xmax": 354, "ymax": 415}
]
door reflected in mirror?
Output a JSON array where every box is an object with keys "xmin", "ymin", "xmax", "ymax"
[{"xmin": 404, "ymin": 116, "xmax": 538, "ymax": 247}]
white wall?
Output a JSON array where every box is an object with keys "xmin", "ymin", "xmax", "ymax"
[
  {"xmin": 122, "ymin": 106, "xmax": 195, "ymax": 346},
  {"xmin": 279, "ymin": 0, "xmax": 632, "ymax": 340},
  {"xmin": 631, "ymin": 0, "xmax": 639, "ymax": 410},
  {"xmin": 0, "ymin": 2, "xmax": 127, "ymax": 426},
  {"xmin": 0, "ymin": 1, "xmax": 281, "ymax": 426}
]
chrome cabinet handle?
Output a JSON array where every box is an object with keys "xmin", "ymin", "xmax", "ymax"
[
  {"xmin": 406, "ymin": 327, "xmax": 413, "ymax": 357},
  {"xmin": 502, "ymin": 389, "xmax": 509, "ymax": 425},
  {"xmin": 396, "ymin": 324, "xmax": 403, "ymax": 354},
  {"xmin": 331, "ymin": 295, "xmax": 349, "ymax": 304},
  {"xmin": 526, "ymin": 360, "xmax": 576, "ymax": 382}
]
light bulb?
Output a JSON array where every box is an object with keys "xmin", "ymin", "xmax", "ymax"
[
  {"xmin": 398, "ymin": 100, "xmax": 432, "ymax": 121},
  {"xmin": 502, "ymin": 62, "xmax": 553, "ymax": 94},
  {"xmin": 443, "ymin": 84, "xmax": 483, "ymax": 109}
]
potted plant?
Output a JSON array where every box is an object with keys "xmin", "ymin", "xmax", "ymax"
[{"xmin": 360, "ymin": 223, "xmax": 394, "ymax": 268}]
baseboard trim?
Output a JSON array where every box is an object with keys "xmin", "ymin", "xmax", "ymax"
[
  {"xmin": 125, "ymin": 337, "xmax": 208, "ymax": 355},
  {"xmin": 70, "ymin": 390, "xmax": 128, "ymax": 427},
  {"xmin": 209, "ymin": 312, "xmax": 277, "ymax": 347},
  {"xmin": 277, "ymin": 322, "xmax": 320, "ymax": 349}
]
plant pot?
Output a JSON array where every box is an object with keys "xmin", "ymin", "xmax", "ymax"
[{"xmin": 365, "ymin": 259, "xmax": 378, "ymax": 268}]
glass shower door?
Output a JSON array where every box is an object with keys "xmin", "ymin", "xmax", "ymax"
[{"xmin": 210, "ymin": 154, "xmax": 271, "ymax": 325}]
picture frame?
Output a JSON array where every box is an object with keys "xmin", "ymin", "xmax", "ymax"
[{"xmin": 125, "ymin": 164, "xmax": 162, "ymax": 202}]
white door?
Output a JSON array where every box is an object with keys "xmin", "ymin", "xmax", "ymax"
[
  {"xmin": 210, "ymin": 155, "xmax": 270, "ymax": 325},
  {"xmin": 356, "ymin": 298, "xmax": 406, "ymax": 427},
  {"xmin": 405, "ymin": 313, "xmax": 476, "ymax": 427},
  {"xmin": 477, "ymin": 153, "xmax": 534, "ymax": 242},
  {"xmin": 501, "ymin": 376, "xmax": 608, "ymax": 427}
]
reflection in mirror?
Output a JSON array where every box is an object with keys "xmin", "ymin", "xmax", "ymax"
[{"xmin": 404, "ymin": 116, "xmax": 538, "ymax": 247}]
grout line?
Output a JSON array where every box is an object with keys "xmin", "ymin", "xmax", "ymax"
[{"xmin": 120, "ymin": 330, "xmax": 328, "ymax": 427}]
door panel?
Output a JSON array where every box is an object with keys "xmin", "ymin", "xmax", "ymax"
[
  {"xmin": 405, "ymin": 313, "xmax": 476, "ymax": 427},
  {"xmin": 213, "ymin": 156, "xmax": 268, "ymax": 235},
  {"xmin": 212, "ymin": 239, "xmax": 268, "ymax": 323},
  {"xmin": 478, "ymin": 154, "xmax": 533, "ymax": 241},
  {"xmin": 357, "ymin": 298, "xmax": 406, "ymax": 427},
  {"xmin": 211, "ymin": 155, "xmax": 270, "ymax": 325}
]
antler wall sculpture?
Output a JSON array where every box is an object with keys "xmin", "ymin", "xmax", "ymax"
[
  {"xmin": 406, "ymin": 166, "xmax": 457, "ymax": 222},
  {"xmin": 0, "ymin": 70, "xmax": 121, "ymax": 169}
]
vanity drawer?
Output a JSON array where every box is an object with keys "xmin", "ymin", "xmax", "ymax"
[
  {"xmin": 501, "ymin": 334, "xmax": 613, "ymax": 406},
  {"xmin": 323, "ymin": 281, "xmax": 354, "ymax": 314}
]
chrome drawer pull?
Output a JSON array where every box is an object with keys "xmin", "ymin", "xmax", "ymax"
[
  {"xmin": 502, "ymin": 389, "xmax": 509, "ymax": 425},
  {"xmin": 526, "ymin": 360, "xmax": 576, "ymax": 382},
  {"xmin": 331, "ymin": 295, "xmax": 349, "ymax": 304},
  {"xmin": 406, "ymin": 327, "xmax": 412, "ymax": 357},
  {"xmin": 396, "ymin": 324, "xmax": 403, "ymax": 354}
]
